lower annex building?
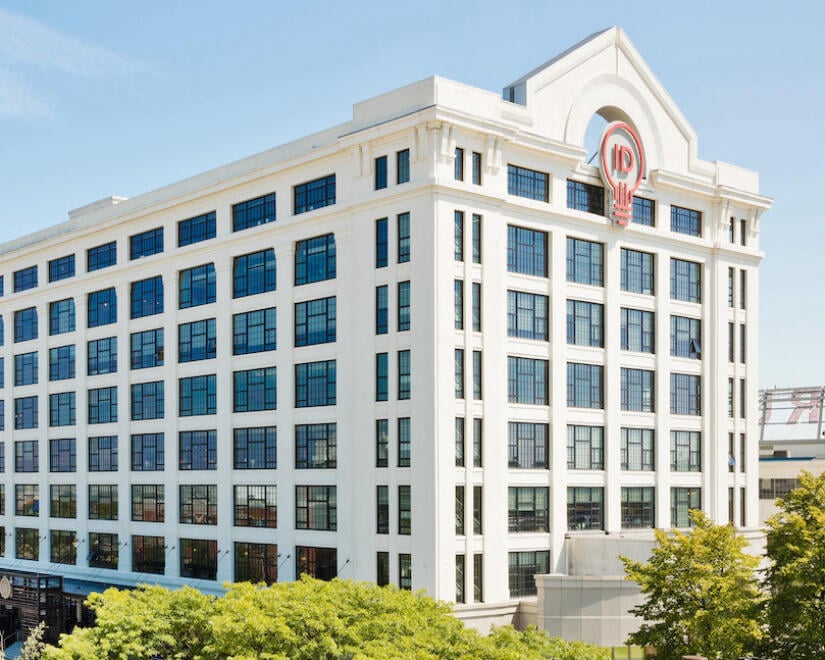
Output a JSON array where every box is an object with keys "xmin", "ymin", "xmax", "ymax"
[{"xmin": 0, "ymin": 27, "xmax": 769, "ymax": 640}]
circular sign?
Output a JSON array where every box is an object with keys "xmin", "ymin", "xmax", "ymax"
[
  {"xmin": 0, "ymin": 576, "xmax": 12, "ymax": 600},
  {"xmin": 599, "ymin": 121, "xmax": 645, "ymax": 226}
]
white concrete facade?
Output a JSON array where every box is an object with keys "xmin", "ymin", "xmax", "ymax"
[{"xmin": 0, "ymin": 27, "xmax": 769, "ymax": 627}]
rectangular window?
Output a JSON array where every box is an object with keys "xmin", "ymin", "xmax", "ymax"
[
  {"xmin": 49, "ymin": 345, "xmax": 75, "ymax": 381},
  {"xmin": 454, "ymin": 147, "xmax": 464, "ymax": 180},
  {"xmin": 398, "ymin": 485, "xmax": 411, "ymax": 535},
  {"xmin": 508, "ymin": 487, "xmax": 549, "ymax": 532},
  {"xmin": 13, "ymin": 265, "xmax": 37, "ymax": 293},
  {"xmin": 178, "ymin": 319, "xmax": 217, "ymax": 362},
  {"xmin": 376, "ymin": 419, "xmax": 389, "ymax": 468},
  {"xmin": 567, "ymin": 363, "xmax": 604, "ymax": 409},
  {"xmin": 179, "ymin": 430, "xmax": 216, "ymax": 470},
  {"xmin": 472, "ymin": 214, "xmax": 482, "ymax": 264},
  {"xmin": 179, "ymin": 484, "xmax": 218, "ymax": 525},
  {"xmin": 566, "ymin": 300, "xmax": 604, "ymax": 347},
  {"xmin": 398, "ymin": 281, "xmax": 410, "ymax": 331},
  {"xmin": 295, "ymin": 296, "xmax": 336, "ymax": 346},
  {"xmin": 567, "ymin": 180, "xmax": 604, "ymax": 215},
  {"xmin": 15, "ymin": 351, "xmax": 38, "ymax": 386},
  {"xmin": 14, "ymin": 307, "xmax": 38, "ymax": 342},
  {"xmin": 507, "ymin": 164, "xmax": 549, "ymax": 202},
  {"xmin": 376, "ymin": 485, "xmax": 389, "ymax": 534},
  {"xmin": 180, "ymin": 539, "xmax": 217, "ymax": 579},
  {"xmin": 740, "ymin": 218, "xmax": 748, "ymax": 246},
  {"xmin": 131, "ymin": 433, "xmax": 164, "ymax": 471},
  {"xmin": 671, "ymin": 487, "xmax": 701, "ymax": 528},
  {"xmin": 233, "ymin": 307, "xmax": 276, "ymax": 355},
  {"xmin": 234, "ymin": 249, "xmax": 276, "ymax": 298},
  {"xmin": 233, "ymin": 426, "xmax": 276, "ymax": 470},
  {"xmin": 622, "ymin": 487, "xmax": 655, "ymax": 529},
  {"xmin": 632, "ymin": 196, "xmax": 655, "ymax": 226},
  {"xmin": 89, "ymin": 436, "xmax": 118, "ymax": 472},
  {"xmin": 396, "ymin": 149, "xmax": 410, "ymax": 184},
  {"xmin": 671, "ymin": 316, "xmax": 702, "ymax": 359},
  {"xmin": 133, "ymin": 535, "xmax": 166, "ymax": 575},
  {"xmin": 234, "ymin": 485, "xmax": 277, "ymax": 528},
  {"xmin": 15, "ymin": 528, "xmax": 39, "ymax": 560},
  {"xmin": 130, "ymin": 227, "xmax": 163, "ymax": 259},
  {"xmin": 235, "ymin": 541, "xmax": 278, "ymax": 585},
  {"xmin": 473, "ymin": 484, "xmax": 482, "ymax": 534},
  {"xmin": 50, "ymin": 486, "xmax": 77, "ymax": 520},
  {"xmin": 472, "ymin": 351, "xmax": 482, "ymax": 400},
  {"xmin": 508, "ymin": 551, "xmax": 549, "ymax": 598},
  {"xmin": 49, "ymin": 391, "xmax": 76, "ymax": 427},
  {"xmin": 87, "ymin": 241, "xmax": 116, "ymax": 272},
  {"xmin": 474, "ymin": 554, "xmax": 483, "ymax": 603},
  {"xmin": 375, "ymin": 286, "xmax": 388, "ymax": 335},
  {"xmin": 295, "ymin": 360, "xmax": 336, "ymax": 407},
  {"xmin": 729, "ymin": 378, "xmax": 735, "ymax": 418},
  {"xmin": 454, "ymin": 211, "xmax": 464, "ymax": 261},
  {"xmin": 296, "ymin": 423, "xmax": 337, "ymax": 469},
  {"xmin": 14, "ymin": 396, "xmax": 38, "ymax": 429},
  {"xmin": 50, "ymin": 438, "xmax": 76, "ymax": 472},
  {"xmin": 621, "ymin": 248, "xmax": 655, "ymax": 295},
  {"xmin": 88, "ymin": 484, "xmax": 118, "ymax": 519},
  {"xmin": 740, "ymin": 269, "xmax": 747, "ymax": 309},
  {"xmin": 131, "ymin": 485, "xmax": 164, "ymax": 522},
  {"xmin": 621, "ymin": 368, "xmax": 655, "ymax": 412},
  {"xmin": 15, "ymin": 440, "xmax": 38, "ymax": 473},
  {"xmin": 233, "ymin": 367, "xmax": 277, "ymax": 412},
  {"xmin": 507, "ymin": 225, "xmax": 547, "ymax": 276},
  {"xmin": 398, "ymin": 417, "xmax": 411, "ymax": 467},
  {"xmin": 89, "ymin": 532, "xmax": 119, "ymax": 569},
  {"xmin": 471, "ymin": 282, "xmax": 481, "ymax": 332},
  {"xmin": 48, "ymin": 254, "xmax": 75, "ymax": 282},
  {"xmin": 295, "ymin": 234, "xmax": 336, "ymax": 285},
  {"xmin": 88, "ymin": 386, "xmax": 117, "ymax": 424},
  {"xmin": 129, "ymin": 330, "xmax": 161, "ymax": 370},
  {"xmin": 621, "ymin": 308, "xmax": 655, "ymax": 353},
  {"xmin": 295, "ymin": 485, "xmax": 337, "ymax": 530},
  {"xmin": 670, "ymin": 205, "xmax": 702, "ymax": 237},
  {"xmin": 568, "ymin": 486, "xmax": 604, "ymax": 530},
  {"xmin": 456, "ymin": 554, "xmax": 465, "ymax": 604},
  {"xmin": 455, "ymin": 348, "xmax": 464, "ymax": 399},
  {"xmin": 508, "ymin": 422, "xmax": 548, "ymax": 469},
  {"xmin": 508, "ymin": 356, "xmax": 549, "ymax": 405},
  {"xmin": 740, "ymin": 378, "xmax": 746, "ymax": 419},
  {"xmin": 472, "ymin": 152, "xmax": 482, "ymax": 185},
  {"xmin": 15, "ymin": 484, "xmax": 39, "ymax": 516},
  {"xmin": 728, "ymin": 267, "xmax": 735, "ymax": 308},
  {"xmin": 740, "ymin": 324, "xmax": 746, "ymax": 363},
  {"xmin": 397, "ymin": 212, "xmax": 410, "ymax": 263},
  {"xmin": 179, "ymin": 375, "xmax": 216, "ymax": 416},
  {"xmin": 671, "ymin": 430, "xmax": 701, "ymax": 471},
  {"xmin": 566, "ymin": 237, "xmax": 604, "ymax": 286},
  {"xmin": 233, "ymin": 193, "xmax": 276, "ymax": 232},
  {"xmin": 454, "ymin": 280, "xmax": 464, "ymax": 329},
  {"xmin": 296, "ymin": 546, "xmax": 338, "ymax": 581},
  {"xmin": 670, "ymin": 258, "xmax": 702, "ymax": 303},
  {"xmin": 376, "ymin": 353, "xmax": 388, "ymax": 402},
  {"xmin": 740, "ymin": 433, "xmax": 746, "ymax": 473},
  {"xmin": 566, "ymin": 424, "xmax": 604, "ymax": 470},
  {"xmin": 375, "ymin": 155, "xmax": 388, "ymax": 190},
  {"xmin": 87, "ymin": 336, "xmax": 119, "ymax": 376},
  {"xmin": 729, "ymin": 218, "xmax": 736, "ymax": 243},
  {"xmin": 622, "ymin": 428, "xmax": 655, "ymax": 471},
  {"xmin": 131, "ymin": 381, "xmax": 164, "ymax": 420},
  {"xmin": 398, "ymin": 350, "xmax": 411, "ymax": 400},
  {"xmin": 130, "ymin": 276, "xmax": 164, "ymax": 319},
  {"xmin": 507, "ymin": 290, "xmax": 548, "ymax": 340},
  {"xmin": 670, "ymin": 373, "xmax": 701, "ymax": 415},
  {"xmin": 178, "ymin": 211, "xmax": 216, "ymax": 246},
  {"xmin": 399, "ymin": 553, "xmax": 412, "ymax": 590},
  {"xmin": 455, "ymin": 417, "xmax": 465, "ymax": 467},
  {"xmin": 88, "ymin": 288, "xmax": 117, "ymax": 327},
  {"xmin": 294, "ymin": 174, "xmax": 336, "ymax": 214},
  {"xmin": 49, "ymin": 298, "xmax": 75, "ymax": 336},
  {"xmin": 179, "ymin": 263, "xmax": 216, "ymax": 309},
  {"xmin": 375, "ymin": 217, "xmax": 388, "ymax": 268}
]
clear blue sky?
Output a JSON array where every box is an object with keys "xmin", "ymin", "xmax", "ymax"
[{"xmin": 0, "ymin": 1, "xmax": 821, "ymax": 388}]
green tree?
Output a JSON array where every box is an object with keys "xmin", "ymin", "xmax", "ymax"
[
  {"xmin": 44, "ymin": 577, "xmax": 609, "ymax": 660},
  {"xmin": 764, "ymin": 470, "xmax": 825, "ymax": 659},
  {"xmin": 620, "ymin": 510, "xmax": 763, "ymax": 660}
]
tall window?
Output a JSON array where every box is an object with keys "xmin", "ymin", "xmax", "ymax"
[
  {"xmin": 295, "ymin": 234, "xmax": 336, "ymax": 285},
  {"xmin": 728, "ymin": 267, "xmax": 735, "ymax": 308},
  {"xmin": 739, "ymin": 324, "xmax": 746, "ymax": 363},
  {"xmin": 49, "ymin": 298, "xmax": 76, "ymax": 335},
  {"xmin": 89, "ymin": 336, "xmax": 118, "ymax": 375},
  {"xmin": 233, "ymin": 250, "xmax": 276, "ymax": 298},
  {"xmin": 740, "ymin": 269, "xmax": 747, "ymax": 310},
  {"xmin": 632, "ymin": 197, "xmax": 655, "ymax": 226},
  {"xmin": 472, "ymin": 351, "xmax": 481, "ymax": 400},
  {"xmin": 509, "ymin": 551, "xmax": 549, "ymax": 598},
  {"xmin": 671, "ymin": 487, "xmax": 701, "ymax": 528},
  {"xmin": 567, "ymin": 363, "xmax": 604, "ymax": 409},
  {"xmin": 472, "ymin": 152, "xmax": 482, "ymax": 185},
  {"xmin": 454, "ymin": 280, "xmax": 464, "ymax": 330},
  {"xmin": 234, "ymin": 426, "xmax": 276, "ymax": 470},
  {"xmin": 133, "ymin": 535, "xmax": 165, "ymax": 575},
  {"xmin": 377, "ymin": 485, "xmax": 389, "ymax": 534},
  {"xmin": 88, "ymin": 288, "xmax": 117, "ymax": 327},
  {"xmin": 50, "ymin": 486, "xmax": 76, "ymax": 519},
  {"xmin": 375, "ymin": 155, "xmax": 388, "ymax": 190},
  {"xmin": 179, "ymin": 430, "xmax": 216, "ymax": 470},
  {"xmin": 296, "ymin": 423, "xmax": 337, "ymax": 469},
  {"xmin": 621, "ymin": 428, "xmax": 654, "ymax": 471},
  {"xmin": 14, "ymin": 307, "xmax": 37, "ymax": 342},
  {"xmin": 132, "ymin": 433, "xmax": 164, "ymax": 471},
  {"xmin": 566, "ymin": 300, "xmax": 604, "ymax": 347},
  {"xmin": 455, "ymin": 417, "xmax": 465, "ymax": 467},
  {"xmin": 376, "ymin": 419, "xmax": 389, "ymax": 468},
  {"xmin": 396, "ymin": 149, "xmax": 410, "ymax": 184},
  {"xmin": 567, "ymin": 425, "xmax": 604, "ymax": 469},
  {"xmin": 88, "ymin": 386, "xmax": 117, "ymax": 424},
  {"xmin": 566, "ymin": 237, "xmax": 604, "ymax": 286},
  {"xmin": 567, "ymin": 180, "xmax": 604, "ymax": 215},
  {"xmin": 454, "ymin": 147, "xmax": 464, "ymax": 181},
  {"xmin": 295, "ymin": 297, "xmax": 336, "ymax": 346},
  {"xmin": 398, "ymin": 281, "xmax": 410, "ymax": 332},
  {"xmin": 179, "ymin": 485, "xmax": 217, "ymax": 525},
  {"xmin": 130, "ymin": 276, "xmax": 164, "ymax": 319},
  {"xmin": 567, "ymin": 487, "xmax": 604, "ymax": 530},
  {"xmin": 621, "ymin": 368, "xmax": 655, "ymax": 412},
  {"xmin": 178, "ymin": 319, "xmax": 216, "ymax": 362},
  {"xmin": 179, "ymin": 211, "xmax": 216, "ymax": 246},
  {"xmin": 88, "ymin": 484, "xmax": 118, "ymax": 519},
  {"xmin": 398, "ymin": 417, "xmax": 411, "ymax": 467},
  {"xmin": 15, "ymin": 484, "xmax": 39, "ymax": 516},
  {"xmin": 671, "ymin": 431, "xmax": 701, "ymax": 471},
  {"xmin": 621, "ymin": 248, "xmax": 654, "ymax": 295},
  {"xmin": 180, "ymin": 539, "xmax": 217, "ymax": 579},
  {"xmin": 131, "ymin": 381, "xmax": 164, "ymax": 420},
  {"xmin": 454, "ymin": 211, "xmax": 464, "ymax": 261},
  {"xmin": 13, "ymin": 266, "xmax": 37, "ymax": 292},
  {"xmin": 398, "ymin": 485, "xmax": 411, "ymax": 535},
  {"xmin": 622, "ymin": 487, "xmax": 655, "ymax": 529},
  {"xmin": 397, "ymin": 212, "xmax": 410, "ymax": 263},
  {"xmin": 507, "ymin": 356, "xmax": 548, "ymax": 405},
  {"xmin": 472, "ymin": 214, "xmax": 482, "ymax": 264},
  {"xmin": 375, "ymin": 286, "xmax": 388, "ymax": 335},
  {"xmin": 671, "ymin": 316, "xmax": 702, "ymax": 358},
  {"xmin": 15, "ymin": 351, "xmax": 38, "ymax": 386},
  {"xmin": 398, "ymin": 350, "xmax": 411, "ymax": 400},
  {"xmin": 376, "ymin": 353, "xmax": 388, "ymax": 402},
  {"xmin": 507, "ymin": 225, "xmax": 547, "ymax": 276},
  {"xmin": 14, "ymin": 396, "xmax": 38, "ymax": 429},
  {"xmin": 131, "ymin": 485, "xmax": 164, "ymax": 522},
  {"xmin": 295, "ymin": 361, "xmax": 336, "ymax": 407},
  {"xmin": 16, "ymin": 528, "xmax": 39, "ymax": 560},
  {"xmin": 179, "ymin": 263, "xmax": 216, "ymax": 308},
  {"xmin": 507, "ymin": 164, "xmax": 549, "ymax": 202},
  {"xmin": 50, "ymin": 438, "xmax": 76, "ymax": 472},
  {"xmin": 455, "ymin": 349, "xmax": 464, "ymax": 399},
  {"xmin": 507, "ymin": 290, "xmax": 548, "ymax": 340},
  {"xmin": 621, "ymin": 308, "xmax": 654, "ymax": 353},
  {"xmin": 89, "ymin": 436, "xmax": 118, "ymax": 472},
  {"xmin": 508, "ymin": 487, "xmax": 549, "ymax": 532},
  {"xmin": 455, "ymin": 555, "xmax": 466, "ymax": 604},
  {"xmin": 294, "ymin": 174, "xmax": 336, "ymax": 214},
  {"xmin": 670, "ymin": 205, "xmax": 702, "ymax": 237},
  {"xmin": 179, "ymin": 375, "xmax": 216, "ymax": 416},
  {"xmin": 233, "ymin": 308, "xmax": 276, "ymax": 354},
  {"xmin": 48, "ymin": 254, "xmax": 75, "ymax": 282},
  {"xmin": 234, "ymin": 367, "xmax": 277, "ymax": 412},
  {"xmin": 508, "ymin": 422, "xmax": 548, "ymax": 469},
  {"xmin": 15, "ymin": 441, "xmax": 38, "ymax": 473},
  {"xmin": 130, "ymin": 227, "xmax": 163, "ymax": 259},
  {"xmin": 233, "ymin": 193, "xmax": 276, "ymax": 232},
  {"xmin": 129, "ymin": 330, "xmax": 161, "ymax": 370},
  {"xmin": 87, "ymin": 241, "xmax": 116, "ymax": 272},
  {"xmin": 234, "ymin": 485, "xmax": 277, "ymax": 528},
  {"xmin": 49, "ymin": 391, "xmax": 76, "ymax": 426},
  {"xmin": 670, "ymin": 259, "xmax": 702, "ymax": 303},
  {"xmin": 89, "ymin": 532, "xmax": 119, "ymax": 569},
  {"xmin": 235, "ymin": 542, "xmax": 278, "ymax": 585},
  {"xmin": 670, "ymin": 373, "xmax": 701, "ymax": 415},
  {"xmin": 375, "ymin": 218, "xmax": 388, "ymax": 268},
  {"xmin": 295, "ymin": 485, "xmax": 336, "ymax": 530},
  {"xmin": 471, "ymin": 282, "xmax": 481, "ymax": 332},
  {"xmin": 49, "ymin": 345, "xmax": 75, "ymax": 382}
]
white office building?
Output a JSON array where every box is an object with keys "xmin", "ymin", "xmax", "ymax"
[{"xmin": 0, "ymin": 27, "xmax": 769, "ymax": 642}]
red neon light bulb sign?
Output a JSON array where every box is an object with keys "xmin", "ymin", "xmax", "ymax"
[{"xmin": 598, "ymin": 121, "xmax": 645, "ymax": 226}]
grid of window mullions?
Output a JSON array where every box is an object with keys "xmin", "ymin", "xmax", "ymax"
[
  {"xmin": 14, "ymin": 396, "xmax": 38, "ymax": 429},
  {"xmin": 670, "ymin": 258, "xmax": 701, "ymax": 302},
  {"xmin": 130, "ymin": 227, "xmax": 164, "ymax": 260},
  {"xmin": 295, "ymin": 423, "xmax": 337, "ymax": 469},
  {"xmin": 566, "ymin": 180, "xmax": 604, "ymax": 215},
  {"xmin": 507, "ymin": 164, "xmax": 549, "ymax": 202},
  {"xmin": 621, "ymin": 428, "xmax": 654, "ymax": 471},
  {"xmin": 87, "ymin": 242, "xmax": 116, "ymax": 271},
  {"xmin": 178, "ymin": 319, "xmax": 216, "ymax": 362},
  {"xmin": 88, "ymin": 485, "xmax": 118, "ymax": 520},
  {"xmin": 671, "ymin": 487, "xmax": 701, "ymax": 527},
  {"xmin": 294, "ymin": 175, "xmax": 336, "ymax": 215},
  {"xmin": 15, "ymin": 307, "xmax": 38, "ymax": 342},
  {"xmin": 89, "ymin": 436, "xmax": 118, "ymax": 472},
  {"xmin": 620, "ymin": 248, "xmax": 655, "ymax": 294},
  {"xmin": 507, "ymin": 487, "xmax": 549, "ymax": 532},
  {"xmin": 179, "ymin": 375, "xmax": 216, "ymax": 416},
  {"xmin": 131, "ymin": 485, "xmax": 164, "ymax": 522},
  {"xmin": 15, "ymin": 441, "xmax": 38, "ymax": 472},
  {"xmin": 15, "ymin": 484, "xmax": 38, "ymax": 516},
  {"xmin": 131, "ymin": 276, "xmax": 164, "ymax": 319},
  {"xmin": 180, "ymin": 539, "xmax": 217, "ymax": 578},
  {"xmin": 671, "ymin": 430, "xmax": 701, "ymax": 471},
  {"xmin": 88, "ymin": 337, "xmax": 118, "ymax": 375},
  {"xmin": 567, "ymin": 487, "xmax": 604, "ymax": 530},
  {"xmin": 130, "ymin": 330, "xmax": 162, "ymax": 370},
  {"xmin": 295, "ymin": 361, "xmax": 335, "ymax": 407},
  {"xmin": 179, "ymin": 263, "xmax": 217, "ymax": 309},
  {"xmin": 670, "ymin": 373, "xmax": 701, "ymax": 415},
  {"xmin": 507, "ymin": 356, "xmax": 548, "ymax": 405},
  {"xmin": 88, "ymin": 288, "xmax": 117, "ymax": 327},
  {"xmin": 233, "ymin": 193, "xmax": 276, "ymax": 232},
  {"xmin": 671, "ymin": 315, "xmax": 701, "ymax": 358},
  {"xmin": 506, "ymin": 225, "xmax": 547, "ymax": 276},
  {"xmin": 508, "ymin": 551, "xmax": 549, "ymax": 598},
  {"xmin": 508, "ymin": 422, "xmax": 548, "ymax": 468},
  {"xmin": 13, "ymin": 266, "xmax": 37, "ymax": 292},
  {"xmin": 131, "ymin": 433, "xmax": 164, "ymax": 471},
  {"xmin": 49, "ymin": 299, "xmax": 76, "ymax": 335},
  {"xmin": 295, "ymin": 485, "xmax": 337, "ymax": 530},
  {"xmin": 50, "ymin": 485, "xmax": 76, "ymax": 518},
  {"xmin": 566, "ymin": 300, "xmax": 603, "ymax": 347},
  {"xmin": 131, "ymin": 382, "xmax": 164, "ymax": 420},
  {"xmin": 179, "ymin": 211, "xmax": 217, "ymax": 246},
  {"xmin": 48, "ymin": 254, "xmax": 75, "ymax": 282},
  {"xmin": 621, "ymin": 368, "xmax": 655, "ymax": 412},
  {"xmin": 620, "ymin": 308, "xmax": 654, "ymax": 353},
  {"xmin": 670, "ymin": 205, "xmax": 702, "ymax": 237},
  {"xmin": 632, "ymin": 196, "xmax": 655, "ymax": 226},
  {"xmin": 566, "ymin": 237, "xmax": 604, "ymax": 286},
  {"xmin": 398, "ymin": 281, "xmax": 411, "ymax": 331},
  {"xmin": 235, "ymin": 542, "xmax": 278, "ymax": 584},
  {"xmin": 133, "ymin": 535, "xmax": 165, "ymax": 574},
  {"xmin": 50, "ymin": 438, "xmax": 76, "ymax": 472},
  {"xmin": 295, "ymin": 234, "xmax": 336, "ymax": 285},
  {"xmin": 89, "ymin": 532, "xmax": 119, "ymax": 568},
  {"xmin": 234, "ymin": 368, "xmax": 277, "ymax": 412},
  {"xmin": 50, "ymin": 530, "xmax": 77, "ymax": 564},
  {"xmin": 233, "ymin": 250, "xmax": 276, "ymax": 298},
  {"xmin": 49, "ymin": 392, "xmax": 76, "ymax": 426},
  {"xmin": 14, "ymin": 351, "xmax": 38, "ymax": 386},
  {"xmin": 234, "ymin": 485, "xmax": 277, "ymax": 527},
  {"xmin": 233, "ymin": 307, "xmax": 277, "ymax": 354},
  {"xmin": 49, "ymin": 345, "xmax": 75, "ymax": 381},
  {"xmin": 621, "ymin": 487, "xmax": 655, "ymax": 529},
  {"xmin": 295, "ymin": 297, "xmax": 336, "ymax": 346},
  {"xmin": 179, "ymin": 430, "xmax": 216, "ymax": 470},
  {"xmin": 88, "ymin": 386, "xmax": 117, "ymax": 424},
  {"xmin": 179, "ymin": 485, "xmax": 217, "ymax": 524},
  {"xmin": 567, "ymin": 363, "xmax": 604, "ymax": 409},
  {"xmin": 233, "ymin": 426, "xmax": 277, "ymax": 469},
  {"xmin": 566, "ymin": 425, "xmax": 604, "ymax": 470}
]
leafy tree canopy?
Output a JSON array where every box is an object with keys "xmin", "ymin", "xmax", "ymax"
[
  {"xmin": 43, "ymin": 577, "xmax": 609, "ymax": 660},
  {"xmin": 621, "ymin": 510, "xmax": 763, "ymax": 660}
]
